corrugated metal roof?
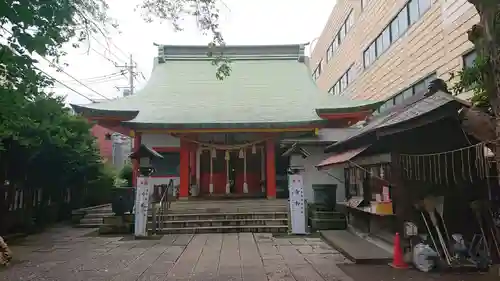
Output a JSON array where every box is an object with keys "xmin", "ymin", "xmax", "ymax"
[
  {"xmin": 316, "ymin": 146, "xmax": 370, "ymax": 170},
  {"xmin": 325, "ymin": 91, "xmax": 470, "ymax": 151},
  {"xmin": 280, "ymin": 128, "xmax": 360, "ymax": 144},
  {"xmin": 71, "ymin": 44, "xmax": 380, "ymax": 129}
]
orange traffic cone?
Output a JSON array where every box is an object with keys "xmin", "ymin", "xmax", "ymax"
[{"xmin": 389, "ymin": 232, "xmax": 409, "ymax": 269}]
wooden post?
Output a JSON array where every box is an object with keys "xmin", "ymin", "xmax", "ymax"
[
  {"xmin": 132, "ymin": 132, "xmax": 141, "ymax": 187},
  {"xmin": 196, "ymin": 146, "xmax": 201, "ymax": 190},
  {"xmin": 243, "ymin": 149, "xmax": 248, "ymax": 193},
  {"xmin": 266, "ymin": 139, "xmax": 276, "ymax": 199},
  {"xmin": 179, "ymin": 140, "xmax": 190, "ymax": 199}
]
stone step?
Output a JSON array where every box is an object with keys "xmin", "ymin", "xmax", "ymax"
[
  {"xmin": 167, "ymin": 207, "xmax": 288, "ymax": 214},
  {"xmin": 156, "ymin": 225, "xmax": 288, "ymax": 234},
  {"xmin": 169, "ymin": 203, "xmax": 288, "ymax": 208},
  {"xmin": 171, "ymin": 199, "xmax": 287, "ymax": 204},
  {"xmin": 84, "ymin": 212, "xmax": 114, "ymax": 218},
  {"xmin": 310, "ymin": 218, "xmax": 347, "ymax": 231},
  {"xmin": 74, "ymin": 223, "xmax": 101, "ymax": 228},
  {"xmin": 169, "ymin": 201, "xmax": 287, "ymax": 209},
  {"xmin": 151, "ymin": 218, "xmax": 287, "ymax": 228},
  {"xmin": 76, "ymin": 208, "xmax": 113, "ymax": 214},
  {"xmin": 311, "ymin": 211, "xmax": 346, "ymax": 220},
  {"xmin": 151, "ymin": 212, "xmax": 288, "ymax": 221},
  {"xmin": 80, "ymin": 217, "xmax": 104, "ymax": 224}
]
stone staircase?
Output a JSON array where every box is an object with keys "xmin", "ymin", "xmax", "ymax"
[
  {"xmin": 149, "ymin": 199, "xmax": 289, "ymax": 234},
  {"xmin": 73, "ymin": 199, "xmax": 289, "ymax": 234},
  {"xmin": 72, "ymin": 204, "xmax": 113, "ymax": 228},
  {"xmin": 308, "ymin": 204, "xmax": 347, "ymax": 231}
]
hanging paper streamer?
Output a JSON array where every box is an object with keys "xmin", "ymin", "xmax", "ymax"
[
  {"xmin": 211, "ymin": 148, "xmax": 216, "ymax": 158},
  {"xmin": 239, "ymin": 149, "xmax": 244, "ymax": 159},
  {"xmin": 225, "ymin": 150, "xmax": 230, "ymax": 161},
  {"xmin": 400, "ymin": 142, "xmax": 490, "ymax": 183},
  {"xmin": 178, "ymin": 135, "xmax": 269, "ymax": 151},
  {"xmin": 252, "ymin": 144, "xmax": 257, "ymax": 154}
]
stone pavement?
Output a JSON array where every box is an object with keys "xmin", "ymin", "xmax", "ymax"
[{"xmin": 0, "ymin": 226, "xmax": 354, "ymax": 281}]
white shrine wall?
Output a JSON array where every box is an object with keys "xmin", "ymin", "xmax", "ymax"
[
  {"xmin": 289, "ymin": 146, "xmax": 345, "ymax": 204},
  {"xmin": 140, "ymin": 133, "xmax": 181, "ymax": 188},
  {"xmin": 141, "ymin": 133, "xmax": 180, "ymax": 148}
]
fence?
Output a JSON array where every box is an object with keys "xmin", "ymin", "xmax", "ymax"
[{"xmin": 0, "ymin": 184, "xmax": 79, "ymax": 236}]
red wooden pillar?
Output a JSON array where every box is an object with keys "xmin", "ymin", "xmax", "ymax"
[
  {"xmin": 132, "ymin": 132, "xmax": 142, "ymax": 187},
  {"xmin": 190, "ymin": 143, "xmax": 196, "ymax": 177},
  {"xmin": 179, "ymin": 139, "xmax": 190, "ymax": 199},
  {"xmin": 265, "ymin": 139, "xmax": 276, "ymax": 199}
]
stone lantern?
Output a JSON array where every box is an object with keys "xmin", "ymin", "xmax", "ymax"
[{"xmin": 129, "ymin": 144, "xmax": 163, "ymax": 237}]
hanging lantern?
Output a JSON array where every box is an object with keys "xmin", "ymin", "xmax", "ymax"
[
  {"xmin": 211, "ymin": 148, "xmax": 216, "ymax": 158},
  {"xmin": 251, "ymin": 144, "xmax": 257, "ymax": 154},
  {"xmin": 239, "ymin": 149, "xmax": 244, "ymax": 159},
  {"xmin": 225, "ymin": 150, "xmax": 230, "ymax": 160}
]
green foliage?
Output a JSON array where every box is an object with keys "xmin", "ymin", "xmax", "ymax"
[
  {"xmin": 139, "ymin": 0, "xmax": 231, "ymax": 80},
  {"xmin": 84, "ymin": 164, "xmax": 116, "ymax": 206},
  {"xmin": 451, "ymin": 54, "xmax": 489, "ymax": 108},
  {"xmin": 118, "ymin": 164, "xmax": 133, "ymax": 187},
  {"xmin": 0, "ymin": 0, "xmax": 229, "ymax": 233}
]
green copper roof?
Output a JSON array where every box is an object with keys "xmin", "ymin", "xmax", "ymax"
[{"xmin": 71, "ymin": 44, "xmax": 380, "ymax": 129}]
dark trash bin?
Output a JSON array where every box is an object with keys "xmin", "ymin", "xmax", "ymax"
[{"xmin": 111, "ymin": 187, "xmax": 135, "ymax": 216}]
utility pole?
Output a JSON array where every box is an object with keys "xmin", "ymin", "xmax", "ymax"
[
  {"xmin": 116, "ymin": 54, "xmax": 137, "ymax": 96},
  {"xmin": 129, "ymin": 54, "xmax": 134, "ymax": 96}
]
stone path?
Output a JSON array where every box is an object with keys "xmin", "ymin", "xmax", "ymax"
[{"xmin": 0, "ymin": 227, "xmax": 354, "ymax": 281}]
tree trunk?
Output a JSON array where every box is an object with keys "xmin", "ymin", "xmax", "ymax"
[{"xmin": 461, "ymin": 1, "xmax": 500, "ymax": 180}]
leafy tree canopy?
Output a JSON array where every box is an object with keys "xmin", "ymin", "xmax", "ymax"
[{"xmin": 0, "ymin": 0, "xmax": 228, "ymax": 231}]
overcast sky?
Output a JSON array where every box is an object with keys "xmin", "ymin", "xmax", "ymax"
[{"xmin": 40, "ymin": 0, "xmax": 336, "ymax": 105}]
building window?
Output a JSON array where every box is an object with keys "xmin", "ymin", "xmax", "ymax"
[
  {"xmin": 418, "ymin": 0, "xmax": 431, "ymax": 14},
  {"xmin": 382, "ymin": 27, "xmax": 391, "ymax": 52},
  {"xmin": 376, "ymin": 36, "xmax": 384, "ymax": 57},
  {"xmin": 394, "ymin": 93, "xmax": 404, "ymax": 105},
  {"xmin": 341, "ymin": 74, "xmax": 348, "ymax": 92},
  {"xmin": 312, "ymin": 60, "xmax": 322, "ymax": 80},
  {"xmin": 408, "ymin": 0, "xmax": 420, "ymax": 25},
  {"xmin": 376, "ymin": 28, "xmax": 391, "ymax": 57},
  {"xmin": 363, "ymin": 42, "xmax": 376, "ymax": 67},
  {"xmin": 413, "ymin": 79, "xmax": 427, "ymax": 94},
  {"xmin": 462, "ymin": 50, "xmax": 478, "ymax": 91},
  {"xmin": 347, "ymin": 66, "xmax": 356, "ymax": 84},
  {"xmin": 330, "ymin": 81, "xmax": 341, "ymax": 96},
  {"xmin": 463, "ymin": 50, "xmax": 477, "ymax": 68},
  {"xmin": 363, "ymin": 1, "xmax": 431, "ymax": 69},
  {"xmin": 334, "ymin": 82, "xmax": 341, "ymax": 95},
  {"xmin": 401, "ymin": 88, "xmax": 413, "ymax": 100},
  {"xmin": 361, "ymin": 0, "xmax": 370, "ymax": 10},
  {"xmin": 390, "ymin": 17, "xmax": 400, "ymax": 41},
  {"xmin": 339, "ymin": 25, "xmax": 345, "ymax": 42},
  {"xmin": 326, "ymin": 10, "xmax": 354, "ymax": 64},
  {"xmin": 375, "ymin": 73, "xmax": 436, "ymax": 114},
  {"xmin": 346, "ymin": 12, "xmax": 355, "ymax": 33},
  {"xmin": 326, "ymin": 44, "xmax": 333, "ymax": 62},
  {"xmin": 398, "ymin": 6, "xmax": 409, "ymax": 35},
  {"xmin": 329, "ymin": 65, "xmax": 354, "ymax": 95}
]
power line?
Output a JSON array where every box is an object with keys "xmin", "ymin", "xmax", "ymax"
[
  {"xmin": 0, "ymin": 30, "xmax": 95, "ymax": 103},
  {"xmin": 89, "ymin": 34, "xmax": 147, "ymax": 81},
  {"xmin": 1, "ymin": 26, "xmax": 110, "ymax": 101},
  {"xmin": 59, "ymin": 71, "xmax": 124, "ymax": 83},
  {"xmin": 53, "ymin": 75, "xmax": 125, "ymax": 87},
  {"xmin": 90, "ymin": 46, "xmax": 121, "ymax": 67},
  {"xmin": 39, "ymin": 68, "xmax": 95, "ymax": 102},
  {"xmin": 90, "ymin": 34, "xmax": 128, "ymax": 64},
  {"xmin": 37, "ymin": 55, "xmax": 111, "ymax": 100}
]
